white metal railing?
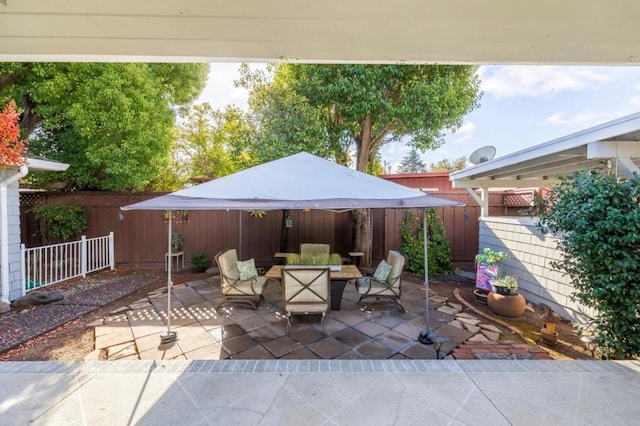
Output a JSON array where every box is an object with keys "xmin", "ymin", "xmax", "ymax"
[{"xmin": 21, "ymin": 232, "xmax": 115, "ymax": 294}]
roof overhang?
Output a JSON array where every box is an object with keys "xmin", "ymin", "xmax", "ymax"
[
  {"xmin": 450, "ymin": 112, "xmax": 640, "ymax": 189},
  {"xmin": 25, "ymin": 156, "xmax": 69, "ymax": 172},
  {"xmin": 2, "ymin": 1, "xmax": 640, "ymax": 64}
]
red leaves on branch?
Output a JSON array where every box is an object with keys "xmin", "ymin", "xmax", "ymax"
[{"xmin": 0, "ymin": 101, "xmax": 27, "ymax": 168}]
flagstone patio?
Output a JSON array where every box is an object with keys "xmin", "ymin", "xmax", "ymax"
[{"xmin": 90, "ymin": 273, "xmax": 550, "ymax": 361}]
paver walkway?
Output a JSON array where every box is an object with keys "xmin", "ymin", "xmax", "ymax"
[{"xmin": 90, "ymin": 274, "xmax": 550, "ymax": 361}]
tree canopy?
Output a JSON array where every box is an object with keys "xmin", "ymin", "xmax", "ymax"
[
  {"xmin": 429, "ymin": 156, "xmax": 468, "ymax": 172},
  {"xmin": 397, "ymin": 149, "xmax": 427, "ymax": 173},
  {"xmin": 0, "ymin": 100, "xmax": 26, "ymax": 167},
  {"xmin": 0, "ymin": 63, "xmax": 209, "ymax": 191},
  {"xmin": 269, "ymin": 64, "xmax": 482, "ymax": 264}
]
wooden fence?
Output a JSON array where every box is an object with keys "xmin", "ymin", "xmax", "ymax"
[{"xmin": 20, "ymin": 189, "xmax": 535, "ymax": 270}]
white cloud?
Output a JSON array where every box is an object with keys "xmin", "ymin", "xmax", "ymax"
[
  {"xmin": 544, "ymin": 111, "xmax": 626, "ymax": 127},
  {"xmin": 196, "ymin": 63, "xmax": 267, "ymax": 110},
  {"xmin": 480, "ymin": 66, "xmax": 609, "ymax": 99},
  {"xmin": 446, "ymin": 121, "xmax": 476, "ymax": 145},
  {"xmin": 629, "ymin": 94, "xmax": 640, "ymax": 106}
]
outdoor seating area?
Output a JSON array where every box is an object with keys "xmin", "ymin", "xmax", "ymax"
[{"xmin": 89, "ymin": 268, "xmax": 551, "ymax": 361}]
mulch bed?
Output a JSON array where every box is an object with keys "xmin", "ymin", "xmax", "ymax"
[{"xmin": 0, "ymin": 268, "xmax": 164, "ymax": 354}]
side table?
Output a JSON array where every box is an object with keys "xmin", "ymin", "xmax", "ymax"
[{"xmin": 165, "ymin": 251, "xmax": 185, "ymax": 271}]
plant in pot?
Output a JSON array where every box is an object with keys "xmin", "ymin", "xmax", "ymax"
[
  {"xmin": 474, "ymin": 248, "xmax": 510, "ymax": 304},
  {"xmin": 171, "ymin": 231, "xmax": 184, "ymax": 253},
  {"xmin": 190, "ymin": 251, "xmax": 208, "ymax": 272},
  {"xmin": 491, "ymin": 274, "xmax": 519, "ymax": 295},
  {"xmin": 487, "ymin": 274, "xmax": 526, "ymax": 317}
]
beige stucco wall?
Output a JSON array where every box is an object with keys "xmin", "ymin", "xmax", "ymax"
[{"xmin": 478, "ymin": 216, "xmax": 594, "ymax": 323}]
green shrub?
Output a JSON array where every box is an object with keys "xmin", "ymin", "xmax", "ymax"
[
  {"xmin": 31, "ymin": 204, "xmax": 87, "ymax": 244},
  {"xmin": 191, "ymin": 251, "xmax": 208, "ymax": 271},
  {"xmin": 400, "ymin": 209, "xmax": 453, "ymax": 276},
  {"xmin": 538, "ymin": 169, "xmax": 640, "ymax": 359}
]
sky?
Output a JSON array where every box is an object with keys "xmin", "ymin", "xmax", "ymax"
[{"xmin": 197, "ymin": 64, "xmax": 640, "ymax": 172}]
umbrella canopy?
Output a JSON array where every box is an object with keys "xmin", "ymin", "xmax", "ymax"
[{"xmin": 122, "ymin": 152, "xmax": 463, "ymax": 211}]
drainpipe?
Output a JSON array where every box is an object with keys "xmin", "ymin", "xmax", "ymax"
[{"xmin": 1, "ymin": 165, "xmax": 28, "ymax": 304}]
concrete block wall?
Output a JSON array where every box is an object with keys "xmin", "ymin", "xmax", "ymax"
[
  {"xmin": 479, "ymin": 216, "xmax": 594, "ymax": 323},
  {"xmin": 0, "ymin": 168, "xmax": 23, "ymax": 302}
]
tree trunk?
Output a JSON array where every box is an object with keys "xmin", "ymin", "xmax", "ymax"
[
  {"xmin": 279, "ymin": 209, "xmax": 291, "ymax": 252},
  {"xmin": 352, "ymin": 208, "xmax": 372, "ymax": 267},
  {"xmin": 353, "ymin": 115, "xmax": 373, "ymax": 267}
]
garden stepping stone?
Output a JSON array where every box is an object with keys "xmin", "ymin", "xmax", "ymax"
[
  {"xmin": 455, "ymin": 312, "xmax": 479, "ymax": 319},
  {"xmin": 479, "ymin": 324, "xmax": 502, "ymax": 333},
  {"xmin": 464, "ymin": 324, "xmax": 481, "ymax": 334},
  {"xmin": 130, "ymin": 301, "xmax": 152, "ymax": 310},
  {"xmin": 468, "ymin": 333, "xmax": 490, "ymax": 342},
  {"xmin": 436, "ymin": 306, "xmax": 459, "ymax": 315},
  {"xmin": 10, "ymin": 290, "xmax": 64, "ymax": 309},
  {"xmin": 448, "ymin": 320, "xmax": 463, "ymax": 329},
  {"xmin": 447, "ymin": 302, "xmax": 462, "ymax": 311},
  {"xmin": 457, "ymin": 317, "xmax": 481, "ymax": 326},
  {"xmin": 109, "ymin": 306, "xmax": 129, "ymax": 315},
  {"xmin": 481, "ymin": 329, "xmax": 501, "ymax": 341},
  {"xmin": 429, "ymin": 295, "xmax": 448, "ymax": 303}
]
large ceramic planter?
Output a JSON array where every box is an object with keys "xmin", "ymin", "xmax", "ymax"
[{"xmin": 487, "ymin": 291, "xmax": 526, "ymax": 317}]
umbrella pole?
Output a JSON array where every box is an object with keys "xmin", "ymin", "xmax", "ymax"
[
  {"xmin": 160, "ymin": 211, "xmax": 177, "ymax": 345},
  {"xmin": 418, "ymin": 208, "xmax": 437, "ymax": 345}
]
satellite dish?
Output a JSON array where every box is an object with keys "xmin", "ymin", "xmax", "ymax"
[{"xmin": 469, "ymin": 146, "xmax": 496, "ymax": 165}]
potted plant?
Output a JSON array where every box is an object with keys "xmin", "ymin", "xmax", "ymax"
[
  {"xmin": 190, "ymin": 251, "xmax": 208, "ymax": 272},
  {"xmin": 474, "ymin": 248, "xmax": 510, "ymax": 304},
  {"xmin": 491, "ymin": 274, "xmax": 519, "ymax": 295},
  {"xmin": 487, "ymin": 274, "xmax": 526, "ymax": 317},
  {"xmin": 180, "ymin": 210, "xmax": 190, "ymax": 223},
  {"xmin": 171, "ymin": 231, "xmax": 184, "ymax": 253}
]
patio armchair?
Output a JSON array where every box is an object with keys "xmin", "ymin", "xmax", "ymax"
[
  {"xmin": 282, "ymin": 267, "xmax": 330, "ymax": 332},
  {"xmin": 355, "ymin": 250, "xmax": 407, "ymax": 312},
  {"xmin": 215, "ymin": 248, "xmax": 267, "ymax": 310},
  {"xmin": 300, "ymin": 243, "xmax": 330, "ymax": 257}
]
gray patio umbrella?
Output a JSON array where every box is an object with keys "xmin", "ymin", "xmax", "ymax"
[{"xmin": 122, "ymin": 152, "xmax": 464, "ymax": 345}]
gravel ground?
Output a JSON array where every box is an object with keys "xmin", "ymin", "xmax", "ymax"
[{"xmin": 0, "ymin": 267, "xmax": 164, "ymax": 353}]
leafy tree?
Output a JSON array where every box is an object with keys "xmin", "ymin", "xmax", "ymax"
[
  {"xmin": 0, "ymin": 100, "xmax": 26, "ymax": 167},
  {"xmin": 279, "ymin": 64, "xmax": 481, "ymax": 265},
  {"xmin": 537, "ymin": 169, "xmax": 640, "ymax": 359},
  {"xmin": 429, "ymin": 156, "xmax": 468, "ymax": 172},
  {"xmin": 0, "ymin": 63, "xmax": 209, "ymax": 191},
  {"xmin": 397, "ymin": 149, "xmax": 427, "ymax": 173},
  {"xmin": 234, "ymin": 64, "xmax": 336, "ymax": 165},
  {"xmin": 400, "ymin": 209, "xmax": 453, "ymax": 276},
  {"xmin": 163, "ymin": 102, "xmax": 249, "ymax": 188}
]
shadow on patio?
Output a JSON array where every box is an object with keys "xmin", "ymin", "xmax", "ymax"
[{"xmin": 92, "ymin": 272, "xmax": 537, "ymax": 361}]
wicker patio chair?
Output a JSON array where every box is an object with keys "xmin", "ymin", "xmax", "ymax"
[
  {"xmin": 215, "ymin": 248, "xmax": 267, "ymax": 310},
  {"xmin": 355, "ymin": 250, "xmax": 407, "ymax": 312}
]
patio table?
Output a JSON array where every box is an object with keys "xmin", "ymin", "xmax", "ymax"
[{"xmin": 265, "ymin": 264, "xmax": 362, "ymax": 311}]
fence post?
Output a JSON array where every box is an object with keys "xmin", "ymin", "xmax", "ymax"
[
  {"xmin": 109, "ymin": 231, "xmax": 115, "ymax": 270},
  {"xmin": 81, "ymin": 235, "xmax": 87, "ymax": 278},
  {"xmin": 21, "ymin": 243, "xmax": 26, "ymax": 296}
]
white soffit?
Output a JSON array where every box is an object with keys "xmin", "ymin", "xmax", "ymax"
[
  {"xmin": 26, "ymin": 156, "xmax": 69, "ymax": 172},
  {"xmin": 450, "ymin": 112, "xmax": 640, "ymax": 188},
  {"xmin": 1, "ymin": 1, "xmax": 640, "ymax": 64}
]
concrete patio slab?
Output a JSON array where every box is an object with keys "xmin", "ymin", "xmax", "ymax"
[{"xmin": 1, "ymin": 360, "xmax": 637, "ymax": 425}]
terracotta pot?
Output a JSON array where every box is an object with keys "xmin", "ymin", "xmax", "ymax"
[
  {"xmin": 541, "ymin": 330, "xmax": 559, "ymax": 345},
  {"xmin": 487, "ymin": 291, "xmax": 526, "ymax": 317},
  {"xmin": 474, "ymin": 289, "xmax": 489, "ymax": 305}
]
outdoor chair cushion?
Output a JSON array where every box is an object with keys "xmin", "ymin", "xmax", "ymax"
[
  {"xmin": 373, "ymin": 259, "xmax": 392, "ymax": 282},
  {"xmin": 237, "ymin": 258, "xmax": 258, "ymax": 280}
]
